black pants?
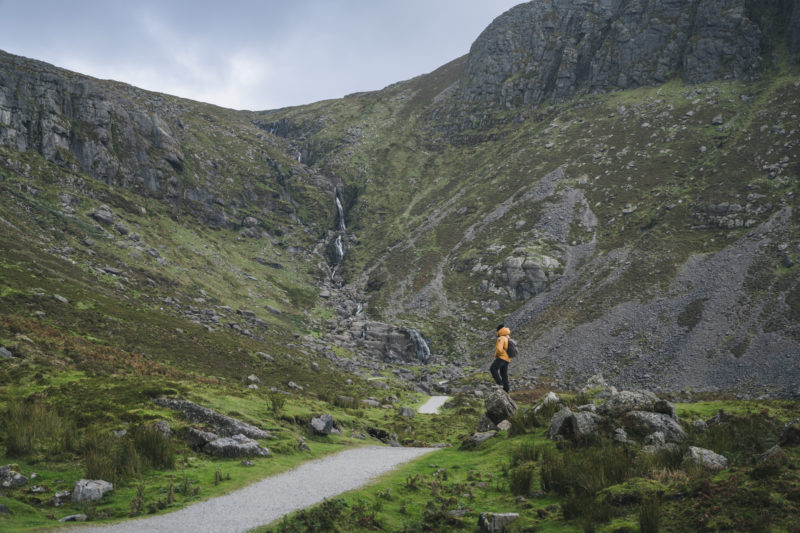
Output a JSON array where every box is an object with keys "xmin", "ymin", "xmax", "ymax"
[{"xmin": 490, "ymin": 358, "xmax": 509, "ymax": 392}]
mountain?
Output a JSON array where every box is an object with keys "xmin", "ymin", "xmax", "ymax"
[{"xmin": 1, "ymin": 0, "xmax": 799, "ymax": 400}]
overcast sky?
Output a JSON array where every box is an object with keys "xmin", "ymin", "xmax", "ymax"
[{"xmin": 0, "ymin": 0, "xmax": 522, "ymax": 111}]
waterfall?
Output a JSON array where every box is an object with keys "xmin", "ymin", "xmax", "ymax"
[
  {"xmin": 407, "ymin": 329, "xmax": 431, "ymax": 363},
  {"xmin": 333, "ymin": 235, "xmax": 345, "ymax": 265},
  {"xmin": 335, "ymin": 196, "xmax": 346, "ymax": 230},
  {"xmin": 354, "ymin": 303, "xmax": 363, "ymax": 316}
]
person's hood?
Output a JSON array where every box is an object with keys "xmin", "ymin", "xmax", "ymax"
[{"xmin": 497, "ymin": 327, "xmax": 510, "ymax": 337}]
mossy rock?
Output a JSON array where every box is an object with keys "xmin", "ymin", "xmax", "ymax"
[{"xmin": 598, "ymin": 477, "xmax": 666, "ymax": 506}]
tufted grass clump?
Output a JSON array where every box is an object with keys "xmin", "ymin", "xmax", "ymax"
[
  {"xmin": 2, "ymin": 399, "xmax": 78, "ymax": 457},
  {"xmin": 509, "ymin": 463, "xmax": 536, "ymax": 496},
  {"xmin": 639, "ymin": 495, "xmax": 661, "ymax": 533},
  {"xmin": 510, "ymin": 439, "xmax": 541, "ymax": 466},
  {"xmin": 84, "ymin": 424, "xmax": 175, "ymax": 484},
  {"xmin": 133, "ymin": 424, "xmax": 175, "ymax": 470},
  {"xmin": 269, "ymin": 392, "xmax": 287, "ymax": 414},
  {"xmin": 84, "ymin": 427, "xmax": 140, "ymax": 484},
  {"xmin": 541, "ymin": 443, "xmax": 632, "ymax": 497},
  {"xmin": 693, "ymin": 411, "xmax": 780, "ymax": 465}
]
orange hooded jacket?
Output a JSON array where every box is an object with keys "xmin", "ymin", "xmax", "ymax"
[{"xmin": 495, "ymin": 326, "xmax": 511, "ymax": 362}]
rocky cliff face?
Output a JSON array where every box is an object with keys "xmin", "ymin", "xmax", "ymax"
[
  {"xmin": 0, "ymin": 53, "xmax": 184, "ymax": 195},
  {"xmin": 0, "ymin": 51, "xmax": 334, "ymax": 233},
  {"xmin": 454, "ymin": 0, "xmax": 800, "ymax": 109}
]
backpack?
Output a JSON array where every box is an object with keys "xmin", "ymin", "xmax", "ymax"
[{"xmin": 506, "ymin": 337, "xmax": 519, "ymax": 358}]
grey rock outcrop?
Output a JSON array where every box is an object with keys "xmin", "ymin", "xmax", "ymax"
[
  {"xmin": 685, "ymin": 446, "xmax": 728, "ymax": 470},
  {"xmin": 484, "ymin": 389, "xmax": 518, "ymax": 424},
  {"xmin": 366, "ymin": 427, "xmax": 400, "ymax": 447},
  {"xmin": 0, "ymin": 465, "xmax": 28, "ymax": 488},
  {"xmin": 548, "ymin": 407, "xmax": 575, "ymax": 440},
  {"xmin": 309, "ymin": 414, "xmax": 341, "ymax": 435},
  {"xmin": 153, "ymin": 398, "xmax": 272, "ymax": 439},
  {"xmin": 503, "ymin": 249, "xmax": 560, "ymax": 300},
  {"xmin": 477, "ymin": 414, "xmax": 498, "ymax": 432},
  {"xmin": 623, "ymin": 411, "xmax": 686, "ymax": 443},
  {"xmin": 347, "ymin": 321, "xmax": 433, "ymax": 363},
  {"xmin": 598, "ymin": 390, "xmax": 659, "ymax": 418},
  {"xmin": 478, "ymin": 511, "xmax": 519, "ymax": 533},
  {"xmin": 398, "ymin": 406, "xmax": 415, "ymax": 418},
  {"xmin": 89, "ymin": 205, "xmax": 114, "ymax": 225},
  {"xmin": 548, "ymin": 407, "xmax": 602, "ymax": 440},
  {"xmin": 203, "ymin": 434, "xmax": 271, "ymax": 458},
  {"xmin": 0, "ymin": 346, "xmax": 12, "ymax": 359},
  {"xmin": 59, "ymin": 514, "xmax": 88, "ymax": 522},
  {"xmin": 72, "ymin": 479, "xmax": 113, "ymax": 502},
  {"xmin": 186, "ymin": 427, "xmax": 219, "ymax": 450},
  {"xmin": 455, "ymin": 0, "xmax": 799, "ymax": 110},
  {"xmin": 463, "ymin": 431, "xmax": 498, "ymax": 448}
]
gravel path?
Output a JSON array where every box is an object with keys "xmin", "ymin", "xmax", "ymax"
[
  {"xmin": 418, "ymin": 396, "xmax": 450, "ymax": 414},
  {"xmin": 66, "ymin": 446, "xmax": 438, "ymax": 533}
]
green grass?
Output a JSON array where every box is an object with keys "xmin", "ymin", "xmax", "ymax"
[{"xmin": 260, "ymin": 397, "xmax": 800, "ymax": 533}]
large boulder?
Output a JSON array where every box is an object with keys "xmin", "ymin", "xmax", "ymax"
[
  {"xmin": 548, "ymin": 407, "xmax": 575, "ymax": 440},
  {"xmin": 309, "ymin": 414, "xmax": 341, "ymax": 435},
  {"xmin": 398, "ymin": 407, "xmax": 415, "ymax": 418},
  {"xmin": 685, "ymin": 446, "xmax": 728, "ymax": 470},
  {"xmin": 477, "ymin": 414, "xmax": 498, "ymax": 432},
  {"xmin": 478, "ymin": 512, "xmax": 519, "ymax": 533},
  {"xmin": 623, "ymin": 411, "xmax": 686, "ymax": 443},
  {"xmin": 485, "ymin": 389, "xmax": 518, "ymax": 425},
  {"xmin": 0, "ymin": 465, "xmax": 28, "ymax": 488},
  {"xmin": 463, "ymin": 431, "xmax": 498, "ymax": 449},
  {"xmin": 573, "ymin": 411, "xmax": 602, "ymax": 439},
  {"xmin": 72, "ymin": 479, "xmax": 113, "ymax": 503},
  {"xmin": 203, "ymin": 434, "xmax": 271, "ymax": 458},
  {"xmin": 548, "ymin": 408, "xmax": 601, "ymax": 441},
  {"xmin": 598, "ymin": 390, "xmax": 659, "ymax": 418},
  {"xmin": 653, "ymin": 399, "xmax": 678, "ymax": 420},
  {"xmin": 89, "ymin": 205, "xmax": 114, "ymax": 224},
  {"xmin": 533, "ymin": 391, "xmax": 561, "ymax": 414}
]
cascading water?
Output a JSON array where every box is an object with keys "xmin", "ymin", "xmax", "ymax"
[
  {"xmin": 407, "ymin": 329, "xmax": 432, "ymax": 363},
  {"xmin": 335, "ymin": 189, "xmax": 346, "ymax": 231},
  {"xmin": 333, "ymin": 235, "xmax": 345, "ymax": 265}
]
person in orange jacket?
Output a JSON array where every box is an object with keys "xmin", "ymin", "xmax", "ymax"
[{"xmin": 491, "ymin": 324, "xmax": 511, "ymax": 392}]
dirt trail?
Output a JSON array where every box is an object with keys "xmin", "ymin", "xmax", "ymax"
[
  {"xmin": 418, "ymin": 395, "xmax": 450, "ymax": 414},
  {"xmin": 66, "ymin": 446, "xmax": 438, "ymax": 533}
]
